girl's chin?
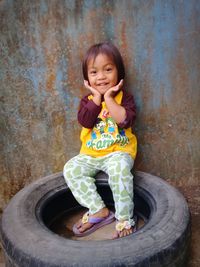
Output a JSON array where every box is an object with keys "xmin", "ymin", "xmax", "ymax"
[{"xmin": 96, "ymin": 87, "xmax": 110, "ymax": 94}]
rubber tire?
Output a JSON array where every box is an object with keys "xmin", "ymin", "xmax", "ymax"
[{"xmin": 0, "ymin": 171, "xmax": 191, "ymax": 267}]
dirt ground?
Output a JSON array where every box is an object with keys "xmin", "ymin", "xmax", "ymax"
[
  {"xmin": 0, "ymin": 183, "xmax": 199, "ymax": 267},
  {"xmin": 173, "ymin": 184, "xmax": 200, "ymax": 267}
]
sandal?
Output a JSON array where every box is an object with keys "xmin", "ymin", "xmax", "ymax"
[
  {"xmin": 73, "ymin": 211, "xmax": 115, "ymax": 237},
  {"xmin": 115, "ymin": 216, "xmax": 138, "ymax": 237}
]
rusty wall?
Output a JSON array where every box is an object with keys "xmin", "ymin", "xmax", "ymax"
[{"xmin": 0, "ymin": 0, "xmax": 200, "ymax": 212}]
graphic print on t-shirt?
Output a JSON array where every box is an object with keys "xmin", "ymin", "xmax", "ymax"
[{"xmin": 86, "ymin": 109, "xmax": 129, "ymax": 150}]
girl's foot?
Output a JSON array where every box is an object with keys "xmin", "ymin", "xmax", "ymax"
[
  {"xmin": 112, "ymin": 220, "xmax": 136, "ymax": 239},
  {"xmin": 76, "ymin": 207, "xmax": 110, "ymax": 233}
]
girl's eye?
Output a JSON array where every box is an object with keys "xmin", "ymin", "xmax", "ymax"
[
  {"xmin": 90, "ymin": 70, "xmax": 97, "ymax": 75},
  {"xmin": 106, "ymin": 68, "xmax": 112, "ymax": 72}
]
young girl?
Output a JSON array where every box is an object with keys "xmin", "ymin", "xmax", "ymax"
[{"xmin": 63, "ymin": 42, "xmax": 137, "ymax": 238}]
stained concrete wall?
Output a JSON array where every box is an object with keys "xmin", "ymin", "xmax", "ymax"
[{"xmin": 0, "ymin": 0, "xmax": 200, "ymax": 212}]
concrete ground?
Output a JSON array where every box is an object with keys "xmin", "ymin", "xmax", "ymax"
[{"xmin": 0, "ymin": 184, "xmax": 199, "ymax": 266}]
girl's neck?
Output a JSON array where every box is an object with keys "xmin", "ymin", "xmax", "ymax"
[{"xmin": 101, "ymin": 89, "xmax": 122, "ymax": 101}]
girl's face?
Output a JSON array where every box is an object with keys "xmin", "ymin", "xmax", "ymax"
[{"xmin": 87, "ymin": 53, "xmax": 118, "ymax": 95}]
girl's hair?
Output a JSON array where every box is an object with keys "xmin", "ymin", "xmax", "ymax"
[{"xmin": 82, "ymin": 42, "xmax": 125, "ymax": 83}]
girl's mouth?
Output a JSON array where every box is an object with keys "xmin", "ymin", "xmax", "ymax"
[{"xmin": 97, "ymin": 83, "xmax": 109, "ymax": 87}]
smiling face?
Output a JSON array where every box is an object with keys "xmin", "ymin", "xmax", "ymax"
[{"xmin": 87, "ymin": 53, "xmax": 118, "ymax": 95}]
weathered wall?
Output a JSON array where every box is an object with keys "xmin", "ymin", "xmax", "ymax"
[{"xmin": 0, "ymin": 0, "xmax": 200, "ymax": 212}]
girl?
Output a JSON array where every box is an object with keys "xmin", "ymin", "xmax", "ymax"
[{"xmin": 63, "ymin": 42, "xmax": 137, "ymax": 238}]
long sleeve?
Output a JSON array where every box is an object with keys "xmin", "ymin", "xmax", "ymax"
[
  {"xmin": 78, "ymin": 95, "xmax": 102, "ymax": 128},
  {"xmin": 118, "ymin": 91, "xmax": 136, "ymax": 129}
]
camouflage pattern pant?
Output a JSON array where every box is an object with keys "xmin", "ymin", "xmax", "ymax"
[{"xmin": 63, "ymin": 151, "xmax": 135, "ymax": 225}]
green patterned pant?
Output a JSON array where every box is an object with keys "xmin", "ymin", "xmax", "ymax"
[{"xmin": 63, "ymin": 151, "xmax": 135, "ymax": 225}]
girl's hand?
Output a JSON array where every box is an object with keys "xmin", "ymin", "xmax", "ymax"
[
  {"xmin": 104, "ymin": 79, "xmax": 124, "ymax": 99},
  {"xmin": 84, "ymin": 80, "xmax": 101, "ymax": 106},
  {"xmin": 84, "ymin": 80, "xmax": 101, "ymax": 97}
]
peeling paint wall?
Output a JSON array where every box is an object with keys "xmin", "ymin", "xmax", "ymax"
[{"xmin": 0, "ymin": 0, "xmax": 200, "ymax": 212}]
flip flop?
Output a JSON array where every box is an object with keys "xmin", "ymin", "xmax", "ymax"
[
  {"xmin": 73, "ymin": 211, "xmax": 115, "ymax": 237},
  {"xmin": 114, "ymin": 215, "xmax": 138, "ymax": 239}
]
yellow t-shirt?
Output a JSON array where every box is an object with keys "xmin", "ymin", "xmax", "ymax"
[{"xmin": 80, "ymin": 91, "xmax": 137, "ymax": 159}]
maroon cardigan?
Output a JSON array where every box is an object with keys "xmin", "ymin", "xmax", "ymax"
[{"xmin": 78, "ymin": 90, "xmax": 136, "ymax": 129}]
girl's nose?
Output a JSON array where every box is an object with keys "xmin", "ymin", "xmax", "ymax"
[{"xmin": 97, "ymin": 71, "xmax": 106, "ymax": 79}]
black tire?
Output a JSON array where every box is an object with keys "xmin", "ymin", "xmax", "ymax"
[{"xmin": 0, "ymin": 171, "xmax": 191, "ymax": 267}]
